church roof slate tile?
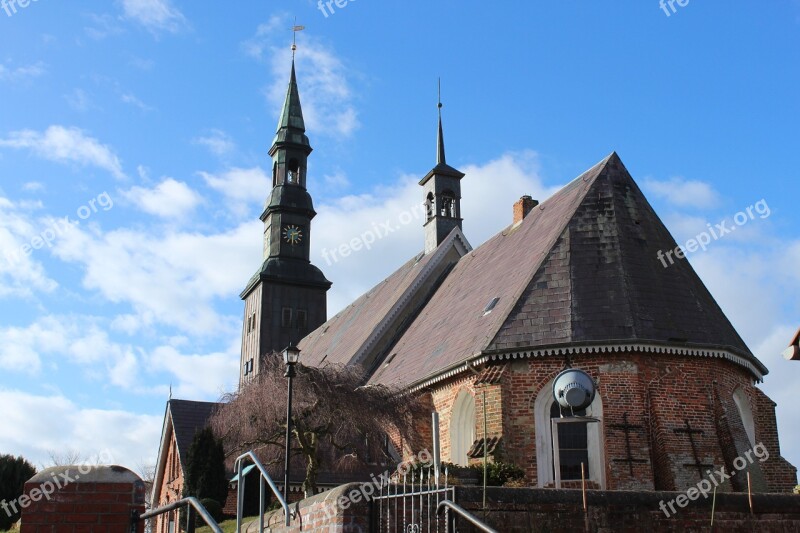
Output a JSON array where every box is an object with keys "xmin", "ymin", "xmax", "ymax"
[{"xmin": 299, "ymin": 152, "xmax": 766, "ymax": 388}]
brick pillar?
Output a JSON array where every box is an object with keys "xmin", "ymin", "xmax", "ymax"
[{"xmin": 20, "ymin": 465, "xmax": 146, "ymax": 533}]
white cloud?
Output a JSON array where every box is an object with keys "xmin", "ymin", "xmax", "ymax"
[
  {"xmin": 0, "ymin": 315, "xmax": 138, "ymax": 379},
  {"xmin": 0, "ymin": 197, "xmax": 58, "ymax": 298},
  {"xmin": 0, "ymin": 389, "xmax": 161, "ymax": 471},
  {"xmin": 200, "ymin": 167, "xmax": 270, "ymax": 216},
  {"xmin": 245, "ymin": 17, "xmax": 360, "ymax": 137},
  {"xmin": 0, "ymin": 62, "xmax": 46, "ymax": 84},
  {"xmin": 83, "ymin": 13, "xmax": 125, "ymax": 40},
  {"xmin": 122, "ymin": 178, "xmax": 203, "ymax": 219},
  {"xmin": 643, "ymin": 176, "xmax": 720, "ymax": 209},
  {"xmin": 121, "ymin": 92, "xmax": 153, "ymax": 111},
  {"xmin": 120, "ymin": 0, "xmax": 187, "ymax": 34},
  {"xmin": 65, "ymin": 88, "xmax": 92, "ymax": 112},
  {"xmin": 22, "ymin": 182, "xmax": 44, "ymax": 192},
  {"xmin": 49, "ymin": 219, "xmax": 260, "ymax": 335},
  {"xmin": 0, "ymin": 125, "xmax": 126, "ymax": 180},
  {"xmin": 312, "ymin": 150, "xmax": 559, "ymax": 313},
  {"xmin": 193, "ymin": 129, "xmax": 236, "ymax": 157},
  {"xmin": 146, "ymin": 344, "xmax": 239, "ymax": 399}
]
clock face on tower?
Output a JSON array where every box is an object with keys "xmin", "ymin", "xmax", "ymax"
[{"xmin": 282, "ymin": 224, "xmax": 303, "ymax": 245}]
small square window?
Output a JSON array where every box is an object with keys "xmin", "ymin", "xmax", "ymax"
[{"xmin": 282, "ymin": 308, "xmax": 293, "ymax": 328}]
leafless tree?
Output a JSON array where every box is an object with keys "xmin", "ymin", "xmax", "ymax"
[
  {"xmin": 136, "ymin": 461, "xmax": 156, "ymax": 533},
  {"xmin": 210, "ymin": 355, "xmax": 426, "ymax": 497},
  {"xmin": 44, "ymin": 450, "xmax": 85, "ymax": 468}
]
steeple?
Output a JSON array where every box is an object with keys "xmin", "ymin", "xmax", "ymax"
[
  {"xmin": 239, "ymin": 52, "xmax": 331, "ymax": 386},
  {"xmin": 437, "ymin": 80, "xmax": 446, "ymax": 165},
  {"xmin": 421, "ymin": 81, "xmax": 465, "ymax": 254},
  {"xmin": 271, "ymin": 60, "xmax": 311, "ymax": 154}
]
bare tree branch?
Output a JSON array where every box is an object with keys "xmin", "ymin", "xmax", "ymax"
[{"xmin": 210, "ymin": 354, "xmax": 426, "ymax": 497}]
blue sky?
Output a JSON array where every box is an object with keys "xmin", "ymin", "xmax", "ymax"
[{"xmin": 0, "ymin": 1, "xmax": 798, "ymax": 476}]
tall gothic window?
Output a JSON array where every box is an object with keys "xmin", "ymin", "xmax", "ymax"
[
  {"xmin": 450, "ymin": 389, "xmax": 476, "ymax": 466},
  {"xmin": 550, "ymin": 402, "xmax": 589, "ymax": 480},
  {"xmin": 534, "ymin": 379, "xmax": 605, "ymax": 488},
  {"xmin": 425, "ymin": 193, "xmax": 435, "ymax": 221},
  {"xmin": 733, "ymin": 388, "xmax": 756, "ymax": 447}
]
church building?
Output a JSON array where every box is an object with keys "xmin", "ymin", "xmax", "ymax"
[
  {"xmin": 152, "ymin": 54, "xmax": 796, "ymax": 520},
  {"xmin": 243, "ymin": 58, "xmax": 797, "ymax": 493}
]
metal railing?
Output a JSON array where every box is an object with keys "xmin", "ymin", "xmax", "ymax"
[
  {"xmin": 134, "ymin": 497, "xmax": 222, "ymax": 533},
  {"xmin": 234, "ymin": 450, "xmax": 292, "ymax": 530},
  {"xmin": 437, "ymin": 500, "xmax": 498, "ymax": 533},
  {"xmin": 370, "ymin": 467, "xmax": 455, "ymax": 532}
]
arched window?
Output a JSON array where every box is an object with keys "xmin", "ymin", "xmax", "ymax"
[
  {"xmin": 733, "ymin": 388, "xmax": 756, "ymax": 447},
  {"xmin": 287, "ymin": 159, "xmax": 299, "ymax": 184},
  {"xmin": 425, "ymin": 193, "xmax": 435, "ymax": 221},
  {"xmin": 550, "ymin": 402, "xmax": 589, "ymax": 481},
  {"xmin": 450, "ymin": 390, "xmax": 476, "ymax": 466},
  {"xmin": 534, "ymin": 379, "xmax": 605, "ymax": 488},
  {"xmin": 272, "ymin": 162, "xmax": 278, "ymax": 187}
]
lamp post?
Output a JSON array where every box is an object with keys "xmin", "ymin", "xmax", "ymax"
[{"xmin": 282, "ymin": 344, "xmax": 300, "ymax": 509}]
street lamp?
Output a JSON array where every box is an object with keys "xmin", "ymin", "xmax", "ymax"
[{"xmin": 282, "ymin": 344, "xmax": 301, "ymax": 510}]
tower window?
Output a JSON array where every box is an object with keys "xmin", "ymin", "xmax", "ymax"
[
  {"xmin": 441, "ymin": 191, "xmax": 456, "ymax": 218},
  {"xmin": 282, "ymin": 307, "xmax": 293, "ymax": 328},
  {"xmin": 288, "ymin": 159, "xmax": 299, "ymax": 184},
  {"xmin": 425, "ymin": 193, "xmax": 434, "ymax": 221},
  {"xmin": 296, "ymin": 309, "xmax": 308, "ymax": 331}
]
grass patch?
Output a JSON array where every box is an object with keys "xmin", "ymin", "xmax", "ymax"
[{"xmin": 196, "ymin": 516, "xmax": 259, "ymax": 533}]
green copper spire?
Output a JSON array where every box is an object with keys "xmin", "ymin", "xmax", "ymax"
[{"xmin": 272, "ymin": 60, "xmax": 311, "ymax": 151}]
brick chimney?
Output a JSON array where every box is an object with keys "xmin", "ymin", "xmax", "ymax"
[{"xmin": 513, "ymin": 195, "xmax": 539, "ymax": 224}]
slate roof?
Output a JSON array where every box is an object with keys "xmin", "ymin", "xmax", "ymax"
[
  {"xmin": 169, "ymin": 399, "xmax": 221, "ymax": 467},
  {"xmin": 300, "ymin": 152, "xmax": 766, "ymax": 388},
  {"xmin": 298, "ymin": 251, "xmax": 436, "ymax": 368}
]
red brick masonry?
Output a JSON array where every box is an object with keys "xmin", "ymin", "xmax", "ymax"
[{"xmin": 21, "ymin": 465, "xmax": 145, "ymax": 533}]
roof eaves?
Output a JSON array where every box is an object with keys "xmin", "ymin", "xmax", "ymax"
[{"xmin": 150, "ymin": 401, "xmax": 173, "ymax": 506}]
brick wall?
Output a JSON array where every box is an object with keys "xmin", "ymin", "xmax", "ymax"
[
  {"xmin": 425, "ymin": 351, "xmax": 797, "ymax": 493},
  {"xmin": 257, "ymin": 483, "xmax": 800, "ymax": 532},
  {"xmin": 454, "ymin": 486, "xmax": 800, "ymax": 532},
  {"xmin": 20, "ymin": 465, "xmax": 145, "ymax": 533}
]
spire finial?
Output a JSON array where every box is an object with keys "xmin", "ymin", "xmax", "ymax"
[
  {"xmin": 291, "ymin": 19, "xmax": 305, "ymax": 61},
  {"xmin": 437, "ymin": 78, "xmax": 446, "ymax": 165}
]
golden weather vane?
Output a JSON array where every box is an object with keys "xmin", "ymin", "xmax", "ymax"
[{"xmin": 292, "ymin": 18, "xmax": 305, "ymax": 59}]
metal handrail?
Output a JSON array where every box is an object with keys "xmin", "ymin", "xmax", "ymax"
[
  {"xmin": 135, "ymin": 497, "xmax": 223, "ymax": 533},
  {"xmin": 437, "ymin": 500, "xmax": 498, "ymax": 533},
  {"xmin": 234, "ymin": 450, "xmax": 292, "ymax": 530}
]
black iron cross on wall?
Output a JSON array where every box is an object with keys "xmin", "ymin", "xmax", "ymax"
[
  {"xmin": 610, "ymin": 412, "xmax": 648, "ymax": 476},
  {"xmin": 673, "ymin": 418, "xmax": 713, "ymax": 480}
]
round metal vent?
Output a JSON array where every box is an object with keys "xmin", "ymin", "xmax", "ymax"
[{"xmin": 552, "ymin": 368, "xmax": 596, "ymax": 412}]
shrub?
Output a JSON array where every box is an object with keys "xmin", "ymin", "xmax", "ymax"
[
  {"xmin": 468, "ymin": 461, "xmax": 525, "ymax": 486},
  {"xmin": 0, "ymin": 455, "xmax": 36, "ymax": 531},
  {"xmin": 199, "ymin": 498, "xmax": 223, "ymax": 522}
]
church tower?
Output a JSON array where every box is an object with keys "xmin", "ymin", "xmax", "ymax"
[
  {"xmin": 421, "ymin": 88, "xmax": 465, "ymax": 254},
  {"xmin": 239, "ymin": 59, "xmax": 331, "ymax": 385}
]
